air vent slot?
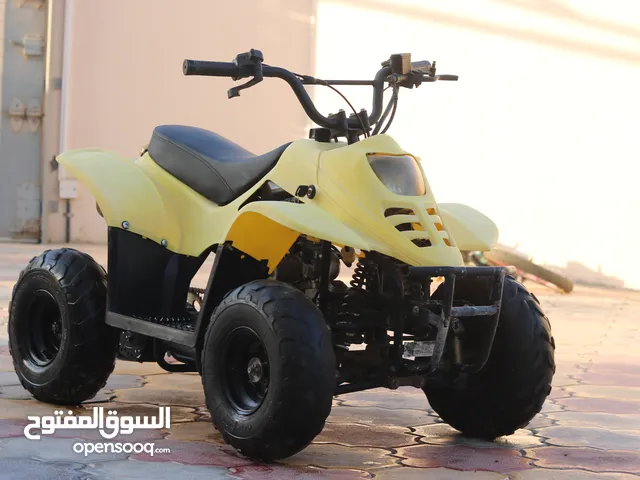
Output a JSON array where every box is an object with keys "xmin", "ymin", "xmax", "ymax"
[{"xmin": 384, "ymin": 208, "xmax": 432, "ymax": 247}]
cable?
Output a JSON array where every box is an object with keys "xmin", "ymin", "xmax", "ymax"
[
  {"xmin": 291, "ymin": 71, "xmax": 369, "ymax": 138},
  {"xmin": 372, "ymin": 85, "xmax": 398, "ymax": 135},
  {"xmin": 380, "ymin": 95, "xmax": 398, "ymax": 134},
  {"xmin": 317, "ymin": 80, "xmax": 369, "ymax": 137}
]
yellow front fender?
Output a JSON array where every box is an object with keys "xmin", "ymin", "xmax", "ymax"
[
  {"xmin": 226, "ymin": 201, "xmax": 388, "ymax": 272},
  {"xmin": 439, "ymin": 203, "xmax": 498, "ymax": 252},
  {"xmin": 57, "ymin": 149, "xmax": 182, "ymax": 247}
]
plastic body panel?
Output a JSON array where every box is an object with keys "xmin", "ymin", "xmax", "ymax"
[
  {"xmin": 57, "ymin": 134, "xmax": 498, "ymax": 270},
  {"xmin": 438, "ymin": 203, "xmax": 499, "ymax": 252}
]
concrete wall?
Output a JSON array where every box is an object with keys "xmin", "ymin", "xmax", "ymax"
[
  {"xmin": 44, "ymin": 0, "xmax": 316, "ymax": 243},
  {"xmin": 315, "ymin": 0, "xmax": 640, "ymax": 289}
]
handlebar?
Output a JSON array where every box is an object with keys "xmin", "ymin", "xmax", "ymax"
[
  {"xmin": 184, "ymin": 58, "xmax": 390, "ymax": 131},
  {"xmin": 183, "ymin": 53, "xmax": 456, "ymax": 133}
]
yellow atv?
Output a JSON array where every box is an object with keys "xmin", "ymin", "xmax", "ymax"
[{"xmin": 8, "ymin": 50, "xmax": 555, "ymax": 460}]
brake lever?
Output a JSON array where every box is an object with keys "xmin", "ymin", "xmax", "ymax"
[
  {"xmin": 228, "ymin": 74, "xmax": 263, "ymax": 98},
  {"xmin": 227, "ymin": 48, "xmax": 264, "ymax": 99}
]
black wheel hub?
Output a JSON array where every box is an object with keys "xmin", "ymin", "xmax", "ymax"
[
  {"xmin": 223, "ymin": 327, "xmax": 270, "ymax": 415},
  {"xmin": 22, "ymin": 290, "xmax": 63, "ymax": 367}
]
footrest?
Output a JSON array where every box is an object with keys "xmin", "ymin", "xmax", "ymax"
[
  {"xmin": 451, "ymin": 305, "xmax": 499, "ymax": 317},
  {"xmin": 106, "ymin": 312, "xmax": 196, "ymax": 347}
]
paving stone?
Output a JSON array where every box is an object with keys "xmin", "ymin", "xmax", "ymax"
[
  {"xmin": 339, "ymin": 388, "xmax": 431, "ymax": 411},
  {"xmin": 579, "ymin": 372, "xmax": 640, "ymax": 388},
  {"xmin": 556, "ymin": 397, "xmax": 640, "ymax": 414},
  {"xmin": 539, "ymin": 401, "xmax": 564, "ymax": 413},
  {"xmin": 0, "ymin": 349, "xmax": 13, "ymax": 372},
  {"xmin": 374, "ymin": 467, "xmax": 508, "ymax": 479},
  {"xmin": 566, "ymin": 384, "xmax": 640, "ymax": 402},
  {"xmin": 547, "ymin": 411, "xmax": 640, "ymax": 431},
  {"xmin": 582, "ymin": 362, "xmax": 640, "ymax": 377},
  {"xmin": 535, "ymin": 425, "xmax": 640, "ymax": 451},
  {"xmin": 547, "ymin": 388, "xmax": 573, "ymax": 400},
  {"xmin": 115, "ymin": 374, "xmax": 206, "ymax": 407},
  {"xmin": 395, "ymin": 445, "xmax": 532, "ymax": 472},
  {"xmin": 0, "ymin": 458, "xmax": 85, "ymax": 480},
  {"xmin": 327, "ymin": 405, "xmax": 438, "ymax": 428},
  {"xmin": 103, "ymin": 374, "xmax": 145, "ymax": 391},
  {"xmin": 0, "ymin": 437, "xmax": 130, "ymax": 462},
  {"xmin": 83, "ymin": 390, "xmax": 114, "ymax": 404},
  {"xmin": 526, "ymin": 414, "xmax": 555, "ymax": 430},
  {"xmin": 590, "ymin": 354, "xmax": 640, "ymax": 367},
  {"xmin": 284, "ymin": 443, "xmax": 396, "ymax": 470},
  {"xmin": 0, "ymin": 385, "xmax": 32, "ymax": 400},
  {"xmin": 314, "ymin": 422, "xmax": 418, "ymax": 448},
  {"xmin": 412, "ymin": 424, "xmax": 544, "ymax": 449},
  {"xmin": 228, "ymin": 465, "xmax": 372, "ymax": 479},
  {"xmin": 526, "ymin": 446, "xmax": 640, "ymax": 474},
  {"xmin": 165, "ymin": 420, "xmax": 224, "ymax": 444},
  {"xmin": 86, "ymin": 458, "xmax": 230, "ymax": 480},
  {"xmin": 513, "ymin": 470, "xmax": 639, "ymax": 479},
  {"xmin": 0, "ymin": 419, "xmax": 33, "ymax": 438},
  {"xmin": 0, "ymin": 371, "xmax": 19, "ymax": 386},
  {"xmin": 130, "ymin": 439, "xmax": 254, "ymax": 467},
  {"xmin": 0, "ymin": 398, "xmax": 68, "ymax": 419},
  {"xmin": 113, "ymin": 361, "xmax": 166, "ymax": 376}
]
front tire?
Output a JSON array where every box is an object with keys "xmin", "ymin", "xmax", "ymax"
[
  {"xmin": 424, "ymin": 276, "xmax": 555, "ymax": 438},
  {"xmin": 201, "ymin": 279, "xmax": 336, "ymax": 461},
  {"xmin": 8, "ymin": 249, "xmax": 118, "ymax": 404}
]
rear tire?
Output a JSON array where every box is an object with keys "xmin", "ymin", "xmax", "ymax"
[
  {"xmin": 201, "ymin": 279, "xmax": 336, "ymax": 461},
  {"xmin": 424, "ymin": 276, "xmax": 555, "ymax": 438},
  {"xmin": 8, "ymin": 249, "xmax": 118, "ymax": 404}
]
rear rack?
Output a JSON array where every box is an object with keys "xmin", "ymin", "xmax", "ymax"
[{"xmin": 408, "ymin": 265, "xmax": 516, "ymax": 374}]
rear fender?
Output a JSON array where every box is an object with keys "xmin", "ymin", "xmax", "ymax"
[
  {"xmin": 57, "ymin": 149, "xmax": 182, "ymax": 247},
  {"xmin": 438, "ymin": 203, "xmax": 498, "ymax": 252}
]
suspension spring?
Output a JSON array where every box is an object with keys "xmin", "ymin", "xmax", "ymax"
[{"xmin": 349, "ymin": 258, "xmax": 377, "ymax": 290}]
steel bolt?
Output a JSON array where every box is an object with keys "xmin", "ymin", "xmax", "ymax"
[
  {"xmin": 121, "ymin": 221, "xmax": 129, "ymax": 229},
  {"xmin": 161, "ymin": 239, "xmax": 168, "ymax": 247},
  {"xmin": 412, "ymin": 305, "xmax": 420, "ymax": 315}
]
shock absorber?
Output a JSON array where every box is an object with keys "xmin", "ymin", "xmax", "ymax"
[{"xmin": 349, "ymin": 258, "xmax": 377, "ymax": 290}]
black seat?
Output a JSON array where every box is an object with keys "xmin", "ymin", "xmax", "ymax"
[{"xmin": 148, "ymin": 125, "xmax": 290, "ymax": 205}]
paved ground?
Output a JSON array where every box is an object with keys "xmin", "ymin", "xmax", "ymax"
[{"xmin": 0, "ymin": 243, "xmax": 639, "ymax": 479}]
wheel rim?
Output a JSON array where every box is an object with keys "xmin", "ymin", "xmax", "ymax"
[
  {"xmin": 223, "ymin": 326, "xmax": 270, "ymax": 415},
  {"xmin": 21, "ymin": 290, "xmax": 63, "ymax": 367}
]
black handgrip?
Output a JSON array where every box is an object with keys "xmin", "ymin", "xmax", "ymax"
[
  {"xmin": 183, "ymin": 60, "xmax": 246, "ymax": 78},
  {"xmin": 437, "ymin": 74, "xmax": 459, "ymax": 81}
]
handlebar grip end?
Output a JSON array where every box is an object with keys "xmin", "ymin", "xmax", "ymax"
[{"xmin": 183, "ymin": 60, "xmax": 194, "ymax": 76}]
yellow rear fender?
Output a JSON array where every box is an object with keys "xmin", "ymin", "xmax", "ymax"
[
  {"xmin": 56, "ymin": 149, "xmax": 182, "ymax": 247},
  {"xmin": 438, "ymin": 203, "xmax": 498, "ymax": 252},
  {"xmin": 226, "ymin": 201, "xmax": 388, "ymax": 272}
]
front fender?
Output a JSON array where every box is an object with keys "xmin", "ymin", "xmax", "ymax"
[
  {"xmin": 57, "ymin": 149, "xmax": 182, "ymax": 247},
  {"xmin": 226, "ymin": 201, "xmax": 388, "ymax": 272},
  {"xmin": 439, "ymin": 203, "xmax": 498, "ymax": 252}
]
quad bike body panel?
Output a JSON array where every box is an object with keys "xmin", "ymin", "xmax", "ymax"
[
  {"xmin": 58, "ymin": 134, "xmax": 480, "ymax": 270},
  {"xmin": 438, "ymin": 203, "xmax": 498, "ymax": 253}
]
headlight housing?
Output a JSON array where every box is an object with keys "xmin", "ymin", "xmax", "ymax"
[{"xmin": 367, "ymin": 154, "xmax": 426, "ymax": 196}]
